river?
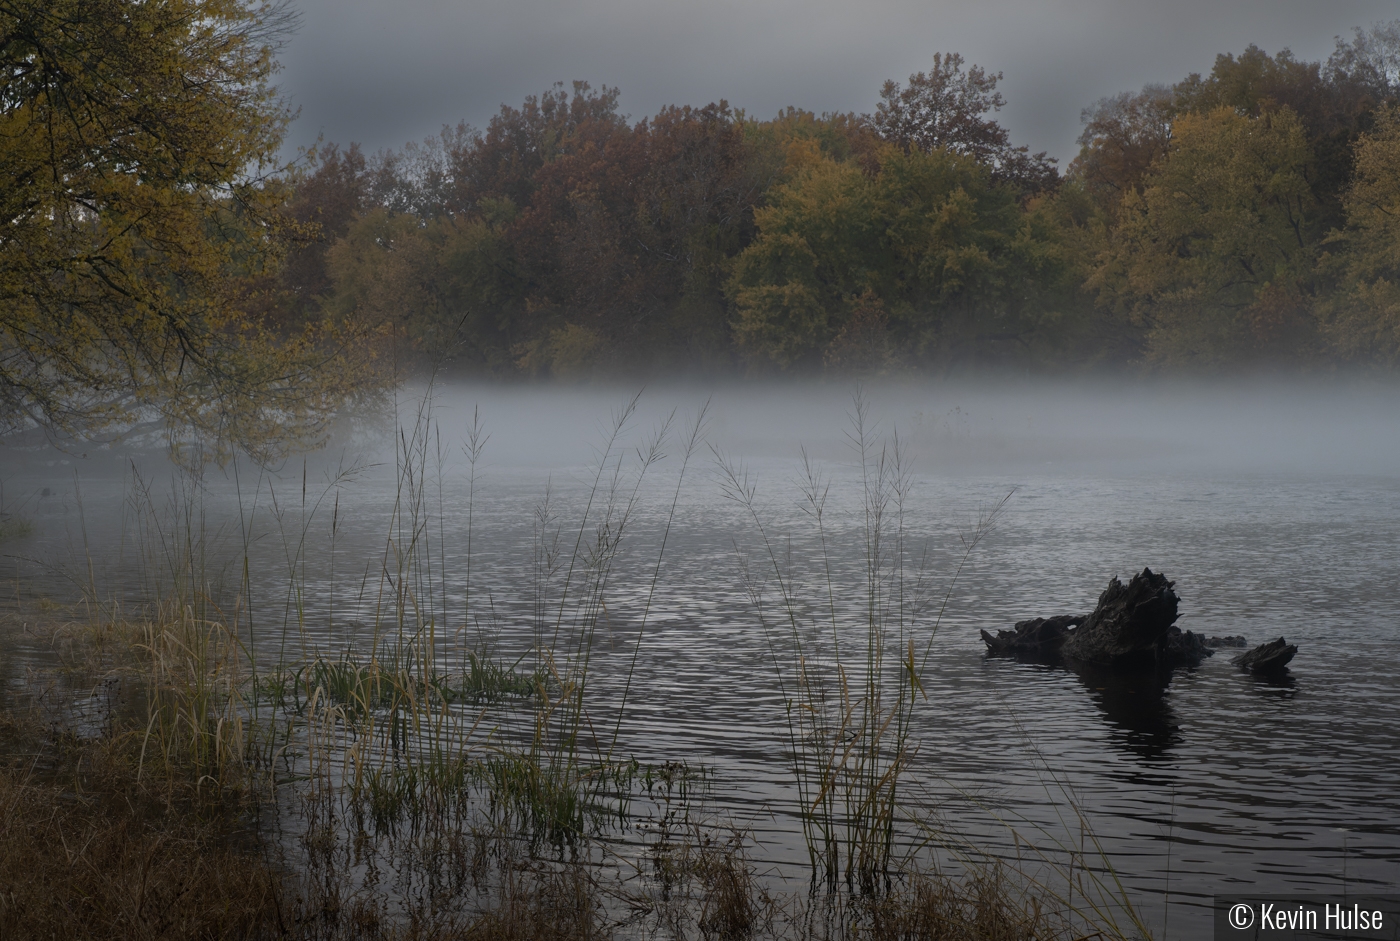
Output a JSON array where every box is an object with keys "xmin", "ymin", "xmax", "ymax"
[{"xmin": 3, "ymin": 378, "xmax": 1398, "ymax": 939}]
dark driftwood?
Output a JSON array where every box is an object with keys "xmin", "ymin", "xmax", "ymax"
[
  {"xmin": 983, "ymin": 568, "xmax": 1213, "ymax": 670},
  {"xmin": 980, "ymin": 615, "xmax": 1084, "ymax": 659},
  {"xmin": 1232, "ymin": 637, "xmax": 1297, "ymax": 674},
  {"xmin": 1161, "ymin": 625, "xmax": 1214, "ymax": 666},
  {"xmin": 1059, "ymin": 568, "xmax": 1176, "ymax": 667}
]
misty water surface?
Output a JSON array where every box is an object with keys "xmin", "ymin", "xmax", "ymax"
[{"xmin": 3, "ymin": 378, "xmax": 1399, "ymax": 940}]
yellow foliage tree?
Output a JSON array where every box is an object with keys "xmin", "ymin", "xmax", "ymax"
[
  {"xmin": 0, "ymin": 0, "xmax": 378, "ymax": 461},
  {"xmin": 728, "ymin": 141, "xmax": 1080, "ymax": 370},
  {"xmin": 1091, "ymin": 106, "xmax": 1321, "ymax": 365},
  {"xmin": 1326, "ymin": 104, "xmax": 1400, "ymax": 363}
]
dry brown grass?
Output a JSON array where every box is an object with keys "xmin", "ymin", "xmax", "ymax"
[{"xmin": 0, "ymin": 761, "xmax": 283, "ymax": 940}]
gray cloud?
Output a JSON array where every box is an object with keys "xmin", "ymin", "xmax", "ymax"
[{"xmin": 277, "ymin": 0, "xmax": 1397, "ymax": 163}]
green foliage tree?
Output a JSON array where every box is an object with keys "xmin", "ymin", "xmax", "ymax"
[
  {"xmin": 728, "ymin": 142, "xmax": 1081, "ymax": 370},
  {"xmin": 1325, "ymin": 104, "xmax": 1400, "ymax": 362},
  {"xmin": 1090, "ymin": 107, "xmax": 1320, "ymax": 365},
  {"xmin": 1172, "ymin": 44, "xmax": 1385, "ymax": 231},
  {"xmin": 0, "ymin": 0, "xmax": 372, "ymax": 459}
]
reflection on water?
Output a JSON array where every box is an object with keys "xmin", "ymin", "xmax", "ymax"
[
  {"xmin": 982, "ymin": 651, "xmax": 1198, "ymax": 762},
  {"xmin": 2, "ymin": 380, "xmax": 1399, "ymax": 939},
  {"xmin": 1245, "ymin": 669, "xmax": 1299, "ymax": 696},
  {"xmin": 1065, "ymin": 662, "xmax": 1182, "ymax": 761}
]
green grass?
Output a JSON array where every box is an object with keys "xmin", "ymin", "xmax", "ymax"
[{"xmin": 0, "ymin": 514, "xmax": 33, "ymax": 541}]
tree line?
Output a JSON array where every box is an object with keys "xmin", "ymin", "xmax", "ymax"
[
  {"xmin": 275, "ymin": 28, "xmax": 1400, "ymax": 379},
  {"xmin": 5, "ymin": 2, "xmax": 1400, "ymax": 458}
]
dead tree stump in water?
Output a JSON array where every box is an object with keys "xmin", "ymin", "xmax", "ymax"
[
  {"xmin": 1232, "ymin": 637, "xmax": 1297, "ymax": 674},
  {"xmin": 983, "ymin": 568, "xmax": 1215, "ymax": 670},
  {"xmin": 1060, "ymin": 568, "xmax": 1200, "ymax": 669},
  {"xmin": 979, "ymin": 614, "xmax": 1084, "ymax": 660}
]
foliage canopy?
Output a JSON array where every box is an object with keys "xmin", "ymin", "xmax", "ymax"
[
  {"xmin": 0, "ymin": 0, "xmax": 376, "ymax": 459},
  {"xmin": 249, "ymin": 25, "xmax": 1400, "ymax": 381}
]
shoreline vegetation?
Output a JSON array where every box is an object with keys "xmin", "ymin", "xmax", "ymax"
[{"xmin": 0, "ymin": 395, "xmax": 1152, "ymax": 940}]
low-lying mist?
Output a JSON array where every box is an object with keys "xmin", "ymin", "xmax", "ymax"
[{"xmin": 340, "ymin": 376, "xmax": 1400, "ymax": 480}]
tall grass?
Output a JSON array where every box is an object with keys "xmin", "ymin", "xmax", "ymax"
[
  {"xmin": 717, "ymin": 392, "xmax": 1005, "ymax": 892},
  {"xmin": 244, "ymin": 389, "xmax": 715, "ymax": 851},
  {"xmin": 4, "ymin": 390, "xmax": 1151, "ymax": 940},
  {"xmin": 76, "ymin": 463, "xmax": 259, "ymax": 794}
]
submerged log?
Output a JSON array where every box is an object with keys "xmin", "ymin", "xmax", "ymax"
[
  {"xmin": 979, "ymin": 615, "xmax": 1084, "ymax": 659},
  {"xmin": 1162, "ymin": 625, "xmax": 1214, "ymax": 666},
  {"xmin": 983, "ymin": 568, "xmax": 1213, "ymax": 670},
  {"xmin": 1232, "ymin": 637, "xmax": 1297, "ymax": 674},
  {"xmin": 1205, "ymin": 635, "xmax": 1248, "ymax": 648}
]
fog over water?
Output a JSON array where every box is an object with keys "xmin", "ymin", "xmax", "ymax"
[{"xmin": 3, "ymin": 377, "xmax": 1400, "ymax": 939}]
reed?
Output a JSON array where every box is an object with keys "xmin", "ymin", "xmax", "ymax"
[
  {"xmin": 717, "ymin": 391, "xmax": 1005, "ymax": 892},
  {"xmin": 59, "ymin": 464, "xmax": 262, "ymax": 795},
  {"xmin": 0, "ymin": 390, "xmax": 1147, "ymax": 941},
  {"xmin": 251, "ymin": 388, "xmax": 713, "ymax": 854}
]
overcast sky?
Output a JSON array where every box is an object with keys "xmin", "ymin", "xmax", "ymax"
[{"xmin": 276, "ymin": 0, "xmax": 1399, "ymax": 165}]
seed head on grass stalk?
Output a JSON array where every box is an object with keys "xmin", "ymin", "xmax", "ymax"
[{"xmin": 716, "ymin": 390, "xmax": 1008, "ymax": 893}]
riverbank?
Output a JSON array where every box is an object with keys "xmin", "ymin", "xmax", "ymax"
[{"xmin": 0, "ymin": 603, "xmax": 1109, "ymax": 941}]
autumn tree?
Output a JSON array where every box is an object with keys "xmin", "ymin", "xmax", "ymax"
[
  {"xmin": 1324, "ymin": 104, "xmax": 1400, "ymax": 362},
  {"xmin": 319, "ymin": 87, "xmax": 762, "ymax": 378},
  {"xmin": 1071, "ymin": 85, "xmax": 1175, "ymax": 220},
  {"xmin": 448, "ymin": 81, "xmax": 626, "ymax": 216},
  {"xmin": 742, "ymin": 107, "xmax": 882, "ymax": 180},
  {"xmin": 299, "ymin": 28, "xmax": 1400, "ymax": 379},
  {"xmin": 872, "ymin": 53, "xmax": 1058, "ymax": 196},
  {"xmin": 512, "ymin": 101, "xmax": 759, "ymax": 374},
  {"xmin": 729, "ymin": 142, "xmax": 1081, "ymax": 370},
  {"xmin": 1172, "ymin": 42, "xmax": 1390, "ymax": 231},
  {"xmin": 0, "ymin": 0, "xmax": 373, "ymax": 459},
  {"xmin": 1091, "ymin": 107, "xmax": 1320, "ymax": 365},
  {"xmin": 269, "ymin": 142, "xmax": 372, "ymax": 326}
]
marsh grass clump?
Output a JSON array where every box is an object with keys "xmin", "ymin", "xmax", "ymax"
[
  {"xmin": 32, "ymin": 591, "xmax": 256, "ymax": 798},
  {"xmin": 0, "ymin": 512, "xmax": 32, "ymax": 541},
  {"xmin": 666, "ymin": 828, "xmax": 766, "ymax": 941},
  {"xmin": 131, "ymin": 601, "xmax": 253, "ymax": 791},
  {"xmin": 822, "ymin": 865, "xmax": 1079, "ymax": 941},
  {"xmin": 461, "ymin": 857, "xmax": 605, "ymax": 941},
  {"xmin": 457, "ymin": 649, "xmax": 549, "ymax": 701}
]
